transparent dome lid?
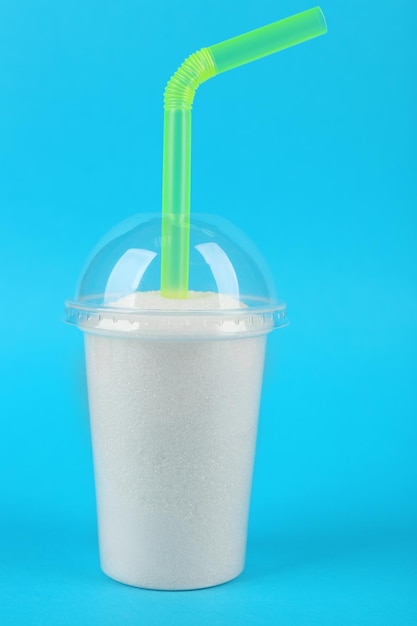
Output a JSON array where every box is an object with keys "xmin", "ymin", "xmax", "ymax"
[{"xmin": 64, "ymin": 213, "xmax": 287, "ymax": 338}]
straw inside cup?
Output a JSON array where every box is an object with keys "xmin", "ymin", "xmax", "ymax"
[{"xmin": 161, "ymin": 7, "xmax": 327, "ymax": 298}]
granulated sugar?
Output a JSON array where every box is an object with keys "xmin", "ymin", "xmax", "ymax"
[
  {"xmin": 84, "ymin": 291, "xmax": 267, "ymax": 590},
  {"xmin": 110, "ymin": 290, "xmax": 248, "ymax": 311}
]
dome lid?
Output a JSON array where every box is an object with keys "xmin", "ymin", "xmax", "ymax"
[{"xmin": 64, "ymin": 213, "xmax": 287, "ymax": 339}]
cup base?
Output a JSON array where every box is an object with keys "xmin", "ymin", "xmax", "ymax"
[{"xmin": 100, "ymin": 564, "xmax": 244, "ymax": 591}]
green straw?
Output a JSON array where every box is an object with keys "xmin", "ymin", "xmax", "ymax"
[{"xmin": 161, "ymin": 6, "xmax": 327, "ymax": 298}]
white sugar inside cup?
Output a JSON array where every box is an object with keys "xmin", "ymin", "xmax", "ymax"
[{"xmin": 86, "ymin": 294, "xmax": 266, "ymax": 589}]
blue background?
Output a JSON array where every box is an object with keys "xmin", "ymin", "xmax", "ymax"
[{"xmin": 1, "ymin": 0, "xmax": 416, "ymax": 624}]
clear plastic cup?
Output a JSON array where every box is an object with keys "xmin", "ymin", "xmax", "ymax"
[
  {"xmin": 64, "ymin": 5, "xmax": 327, "ymax": 588},
  {"xmin": 65, "ymin": 213, "xmax": 287, "ymax": 590}
]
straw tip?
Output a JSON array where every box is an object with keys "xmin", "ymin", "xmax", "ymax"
[{"xmin": 315, "ymin": 6, "xmax": 328, "ymax": 34}]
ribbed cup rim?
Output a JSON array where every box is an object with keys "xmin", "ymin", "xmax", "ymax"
[{"xmin": 64, "ymin": 297, "xmax": 288, "ymax": 339}]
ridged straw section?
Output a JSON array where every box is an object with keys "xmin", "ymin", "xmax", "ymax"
[{"xmin": 164, "ymin": 48, "xmax": 217, "ymax": 111}]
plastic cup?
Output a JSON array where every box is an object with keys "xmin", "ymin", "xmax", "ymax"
[{"xmin": 65, "ymin": 214, "xmax": 287, "ymax": 589}]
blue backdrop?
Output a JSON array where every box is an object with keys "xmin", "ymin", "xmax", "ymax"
[{"xmin": 1, "ymin": 1, "xmax": 416, "ymax": 624}]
